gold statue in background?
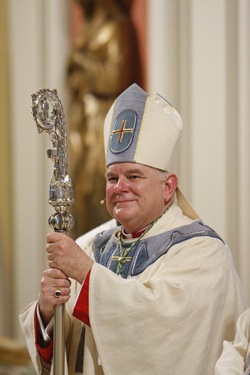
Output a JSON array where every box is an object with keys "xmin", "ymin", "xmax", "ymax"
[{"xmin": 67, "ymin": 0, "xmax": 141, "ymax": 238}]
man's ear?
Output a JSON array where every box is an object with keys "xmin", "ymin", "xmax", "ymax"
[{"xmin": 163, "ymin": 173, "xmax": 178, "ymax": 204}]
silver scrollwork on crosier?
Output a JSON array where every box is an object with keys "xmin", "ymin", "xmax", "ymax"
[{"xmin": 31, "ymin": 89, "xmax": 74, "ymax": 233}]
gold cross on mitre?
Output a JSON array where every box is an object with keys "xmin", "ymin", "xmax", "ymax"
[{"xmin": 112, "ymin": 119, "xmax": 134, "ymax": 143}]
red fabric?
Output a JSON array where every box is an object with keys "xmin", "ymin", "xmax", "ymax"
[
  {"xmin": 73, "ymin": 270, "xmax": 91, "ymax": 327},
  {"xmin": 132, "ymin": 229, "xmax": 147, "ymax": 238},
  {"xmin": 121, "ymin": 227, "xmax": 149, "ymax": 239},
  {"xmin": 34, "ymin": 308, "xmax": 53, "ymax": 363}
]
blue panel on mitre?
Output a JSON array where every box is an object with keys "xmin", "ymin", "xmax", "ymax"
[
  {"xmin": 110, "ymin": 110, "xmax": 137, "ymax": 153},
  {"xmin": 106, "ymin": 83, "xmax": 147, "ymax": 166}
]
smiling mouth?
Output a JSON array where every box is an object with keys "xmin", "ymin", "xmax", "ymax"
[{"xmin": 115, "ymin": 199, "xmax": 134, "ymax": 204}]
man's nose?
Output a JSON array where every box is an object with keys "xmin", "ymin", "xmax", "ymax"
[{"xmin": 113, "ymin": 177, "xmax": 128, "ymax": 193}]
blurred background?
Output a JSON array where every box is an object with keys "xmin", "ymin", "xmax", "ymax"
[{"xmin": 0, "ymin": 0, "xmax": 249, "ymax": 350}]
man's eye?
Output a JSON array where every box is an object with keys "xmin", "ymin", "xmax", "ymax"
[
  {"xmin": 107, "ymin": 177, "xmax": 118, "ymax": 183},
  {"xmin": 129, "ymin": 175, "xmax": 140, "ymax": 180}
]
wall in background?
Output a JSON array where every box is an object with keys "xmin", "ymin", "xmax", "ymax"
[
  {"xmin": 0, "ymin": 0, "xmax": 14, "ymax": 337},
  {"xmin": 147, "ymin": 0, "xmax": 250, "ymax": 296},
  {"xmin": 6, "ymin": 0, "xmax": 71, "ymax": 339}
]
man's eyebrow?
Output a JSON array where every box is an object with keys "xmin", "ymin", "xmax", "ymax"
[
  {"xmin": 105, "ymin": 168, "xmax": 145, "ymax": 178},
  {"xmin": 105, "ymin": 171, "xmax": 114, "ymax": 178},
  {"xmin": 126, "ymin": 169, "xmax": 144, "ymax": 175}
]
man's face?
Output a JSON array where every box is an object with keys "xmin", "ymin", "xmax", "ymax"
[{"xmin": 105, "ymin": 163, "xmax": 167, "ymax": 233}]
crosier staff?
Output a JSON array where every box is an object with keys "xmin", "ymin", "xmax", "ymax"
[{"xmin": 32, "ymin": 89, "xmax": 74, "ymax": 375}]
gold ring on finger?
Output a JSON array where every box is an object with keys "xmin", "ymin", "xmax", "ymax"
[{"xmin": 54, "ymin": 289, "xmax": 61, "ymax": 298}]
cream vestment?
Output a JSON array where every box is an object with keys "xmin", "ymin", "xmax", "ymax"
[
  {"xmin": 20, "ymin": 205, "xmax": 244, "ymax": 375},
  {"xmin": 215, "ymin": 308, "xmax": 250, "ymax": 375}
]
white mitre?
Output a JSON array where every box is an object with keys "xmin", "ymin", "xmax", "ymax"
[{"xmin": 103, "ymin": 83, "xmax": 198, "ymax": 220}]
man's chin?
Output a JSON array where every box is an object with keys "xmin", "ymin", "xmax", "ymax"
[{"xmin": 113, "ymin": 209, "xmax": 132, "ymax": 224}]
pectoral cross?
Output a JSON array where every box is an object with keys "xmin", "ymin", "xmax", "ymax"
[
  {"xmin": 112, "ymin": 254, "xmax": 132, "ymax": 275},
  {"xmin": 111, "ymin": 255, "xmax": 132, "ymax": 265}
]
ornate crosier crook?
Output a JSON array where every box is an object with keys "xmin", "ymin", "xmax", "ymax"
[
  {"xmin": 32, "ymin": 89, "xmax": 74, "ymax": 374},
  {"xmin": 32, "ymin": 88, "xmax": 74, "ymax": 232}
]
